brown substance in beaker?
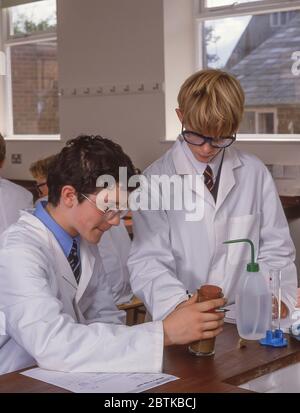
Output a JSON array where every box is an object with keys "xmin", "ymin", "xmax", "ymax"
[{"xmin": 189, "ymin": 284, "xmax": 223, "ymax": 356}]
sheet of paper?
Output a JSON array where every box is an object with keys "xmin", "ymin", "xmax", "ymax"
[{"xmin": 21, "ymin": 368, "xmax": 179, "ymax": 393}]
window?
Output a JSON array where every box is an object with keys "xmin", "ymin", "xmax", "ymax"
[
  {"xmin": 239, "ymin": 108, "xmax": 277, "ymax": 134},
  {"xmin": 270, "ymin": 11, "xmax": 295, "ymax": 27},
  {"xmin": 196, "ymin": 0, "xmax": 300, "ymax": 141},
  {"xmin": 204, "ymin": 0, "xmax": 264, "ymax": 8},
  {"xmin": 2, "ymin": 0, "xmax": 59, "ymax": 140}
]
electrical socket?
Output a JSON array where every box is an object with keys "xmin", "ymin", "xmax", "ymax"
[{"xmin": 11, "ymin": 154, "xmax": 22, "ymax": 164}]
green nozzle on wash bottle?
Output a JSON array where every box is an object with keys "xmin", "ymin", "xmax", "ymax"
[{"xmin": 224, "ymin": 238, "xmax": 272, "ymax": 340}]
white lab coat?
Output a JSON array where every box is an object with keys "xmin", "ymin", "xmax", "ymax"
[
  {"xmin": 0, "ymin": 177, "xmax": 33, "ymax": 234},
  {"xmin": 98, "ymin": 221, "xmax": 133, "ymax": 305},
  {"xmin": 35, "ymin": 198, "xmax": 133, "ymax": 305},
  {"xmin": 0, "ymin": 212, "xmax": 163, "ymax": 375},
  {"xmin": 129, "ymin": 138, "xmax": 297, "ymax": 321}
]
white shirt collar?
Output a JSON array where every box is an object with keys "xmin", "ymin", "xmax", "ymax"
[{"xmin": 181, "ymin": 139, "xmax": 224, "ymax": 182}]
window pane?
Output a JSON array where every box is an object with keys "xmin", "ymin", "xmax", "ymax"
[
  {"xmin": 202, "ymin": 10, "xmax": 300, "ymax": 134},
  {"xmin": 206, "ymin": 0, "xmax": 263, "ymax": 8},
  {"xmin": 10, "ymin": 40, "xmax": 59, "ymax": 135},
  {"xmin": 258, "ymin": 113, "xmax": 275, "ymax": 133},
  {"xmin": 10, "ymin": 0, "xmax": 56, "ymax": 36},
  {"xmin": 239, "ymin": 111, "xmax": 256, "ymax": 133}
]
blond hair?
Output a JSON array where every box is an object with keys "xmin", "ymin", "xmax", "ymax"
[
  {"xmin": 177, "ymin": 69, "xmax": 245, "ymax": 137},
  {"xmin": 0, "ymin": 134, "xmax": 6, "ymax": 163},
  {"xmin": 29, "ymin": 154, "xmax": 57, "ymax": 179}
]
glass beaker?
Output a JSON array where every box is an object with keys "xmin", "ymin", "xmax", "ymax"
[
  {"xmin": 269, "ymin": 268, "xmax": 282, "ymax": 331},
  {"xmin": 188, "ymin": 284, "xmax": 223, "ymax": 356}
]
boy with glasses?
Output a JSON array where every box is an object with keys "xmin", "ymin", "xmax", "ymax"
[
  {"xmin": 0, "ymin": 134, "xmax": 225, "ymax": 374},
  {"xmin": 30, "ymin": 155, "xmax": 57, "ymax": 200},
  {"xmin": 129, "ymin": 69, "xmax": 297, "ymax": 321},
  {"xmin": 30, "ymin": 154, "xmax": 133, "ymax": 307}
]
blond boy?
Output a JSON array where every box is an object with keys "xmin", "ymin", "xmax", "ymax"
[
  {"xmin": 129, "ymin": 69, "xmax": 297, "ymax": 321},
  {"xmin": 30, "ymin": 155, "xmax": 57, "ymax": 199}
]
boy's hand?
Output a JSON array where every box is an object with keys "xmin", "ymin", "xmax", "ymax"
[{"xmin": 162, "ymin": 298, "xmax": 226, "ymax": 346}]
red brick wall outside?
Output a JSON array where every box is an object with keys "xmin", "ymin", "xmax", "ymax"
[
  {"xmin": 241, "ymin": 105, "xmax": 300, "ymax": 134},
  {"xmin": 11, "ymin": 42, "xmax": 59, "ymax": 135},
  {"xmin": 277, "ymin": 106, "xmax": 300, "ymax": 134}
]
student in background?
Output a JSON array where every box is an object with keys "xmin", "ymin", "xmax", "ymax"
[
  {"xmin": 0, "ymin": 135, "xmax": 225, "ymax": 374},
  {"xmin": 129, "ymin": 69, "xmax": 297, "ymax": 321},
  {"xmin": 98, "ymin": 221, "xmax": 133, "ymax": 305},
  {"xmin": 30, "ymin": 155, "xmax": 57, "ymax": 201},
  {"xmin": 30, "ymin": 153, "xmax": 133, "ymax": 305},
  {"xmin": 0, "ymin": 134, "xmax": 33, "ymax": 235}
]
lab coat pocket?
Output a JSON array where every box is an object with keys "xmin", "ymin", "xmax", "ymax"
[{"xmin": 226, "ymin": 214, "xmax": 260, "ymax": 265}]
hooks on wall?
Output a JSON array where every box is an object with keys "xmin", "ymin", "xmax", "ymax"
[{"xmin": 59, "ymin": 81, "xmax": 163, "ymax": 98}]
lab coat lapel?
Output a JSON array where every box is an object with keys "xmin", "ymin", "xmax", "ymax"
[
  {"xmin": 55, "ymin": 240, "xmax": 78, "ymax": 290},
  {"xmin": 172, "ymin": 138, "xmax": 214, "ymax": 207},
  {"xmin": 59, "ymin": 248, "xmax": 77, "ymax": 290},
  {"xmin": 20, "ymin": 212, "xmax": 78, "ymax": 290},
  {"xmin": 75, "ymin": 241, "xmax": 95, "ymax": 303},
  {"xmin": 215, "ymin": 148, "xmax": 242, "ymax": 212}
]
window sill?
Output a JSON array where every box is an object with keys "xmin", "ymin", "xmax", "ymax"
[
  {"xmin": 161, "ymin": 134, "xmax": 300, "ymax": 143},
  {"xmin": 4, "ymin": 135, "xmax": 61, "ymax": 142},
  {"xmin": 236, "ymin": 134, "xmax": 300, "ymax": 142}
]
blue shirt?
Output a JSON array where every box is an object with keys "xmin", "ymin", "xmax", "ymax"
[{"xmin": 34, "ymin": 200, "xmax": 81, "ymax": 259}]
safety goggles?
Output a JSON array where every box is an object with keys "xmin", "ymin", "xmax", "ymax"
[
  {"xmin": 181, "ymin": 128, "xmax": 236, "ymax": 149},
  {"xmin": 80, "ymin": 193, "xmax": 128, "ymax": 220},
  {"xmin": 35, "ymin": 181, "xmax": 47, "ymax": 196}
]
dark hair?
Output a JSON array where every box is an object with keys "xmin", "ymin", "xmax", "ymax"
[{"xmin": 48, "ymin": 135, "xmax": 137, "ymax": 206}]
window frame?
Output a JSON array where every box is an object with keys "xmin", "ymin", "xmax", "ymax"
[
  {"xmin": 1, "ymin": 2, "xmax": 60, "ymax": 141},
  {"xmin": 241, "ymin": 107, "xmax": 278, "ymax": 135},
  {"xmin": 195, "ymin": 0, "xmax": 300, "ymax": 142},
  {"xmin": 199, "ymin": 0, "xmax": 300, "ymax": 18},
  {"xmin": 269, "ymin": 11, "xmax": 292, "ymax": 27}
]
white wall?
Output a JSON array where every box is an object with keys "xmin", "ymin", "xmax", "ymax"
[
  {"xmin": 57, "ymin": 0, "xmax": 167, "ymax": 172},
  {"xmin": 235, "ymin": 142, "xmax": 300, "ymax": 164},
  {"xmin": 163, "ymin": 0, "xmax": 196, "ymax": 140}
]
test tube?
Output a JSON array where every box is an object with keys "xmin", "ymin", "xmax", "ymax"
[{"xmin": 269, "ymin": 268, "xmax": 282, "ymax": 331}]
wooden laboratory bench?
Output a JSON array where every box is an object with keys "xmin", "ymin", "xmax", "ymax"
[
  {"xmin": 280, "ymin": 196, "xmax": 300, "ymax": 220},
  {"xmin": 149, "ymin": 323, "xmax": 300, "ymax": 393},
  {"xmin": 1, "ymin": 323, "xmax": 300, "ymax": 393},
  {"xmin": 117, "ymin": 296, "xmax": 146, "ymax": 325}
]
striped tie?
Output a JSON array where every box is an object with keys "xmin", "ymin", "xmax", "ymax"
[
  {"xmin": 68, "ymin": 240, "xmax": 81, "ymax": 284},
  {"xmin": 203, "ymin": 165, "xmax": 214, "ymax": 193}
]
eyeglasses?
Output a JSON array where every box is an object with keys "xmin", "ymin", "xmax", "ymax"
[
  {"xmin": 35, "ymin": 181, "xmax": 47, "ymax": 196},
  {"xmin": 181, "ymin": 128, "xmax": 236, "ymax": 149},
  {"xmin": 80, "ymin": 193, "xmax": 128, "ymax": 220}
]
